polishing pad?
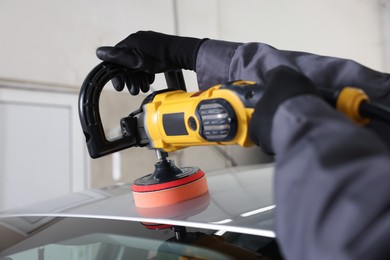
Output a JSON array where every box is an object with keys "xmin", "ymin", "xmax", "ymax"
[{"xmin": 132, "ymin": 159, "xmax": 208, "ymax": 208}]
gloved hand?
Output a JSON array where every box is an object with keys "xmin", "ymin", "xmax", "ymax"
[
  {"xmin": 249, "ymin": 66, "xmax": 319, "ymax": 155},
  {"xmin": 97, "ymin": 31, "xmax": 207, "ymax": 94},
  {"xmin": 110, "ymin": 70, "xmax": 155, "ymax": 95}
]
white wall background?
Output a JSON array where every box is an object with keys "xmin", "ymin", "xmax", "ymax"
[
  {"xmin": 0, "ymin": 86, "xmax": 85, "ymax": 210},
  {"xmin": 0, "ymin": 0, "xmax": 176, "ymax": 88},
  {"xmin": 0, "ymin": 0, "xmax": 389, "ymax": 210},
  {"xmin": 0, "ymin": 0, "xmax": 388, "ymax": 89}
]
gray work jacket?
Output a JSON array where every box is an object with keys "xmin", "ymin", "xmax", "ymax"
[{"xmin": 196, "ymin": 39, "xmax": 390, "ymax": 260}]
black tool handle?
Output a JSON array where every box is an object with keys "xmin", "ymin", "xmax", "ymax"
[
  {"xmin": 164, "ymin": 70, "xmax": 187, "ymax": 91},
  {"xmin": 79, "ymin": 62, "xmax": 186, "ymax": 158},
  {"xmin": 79, "ymin": 62, "xmax": 136, "ymax": 158}
]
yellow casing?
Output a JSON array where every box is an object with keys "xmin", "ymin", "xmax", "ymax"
[{"xmin": 143, "ymin": 83, "xmax": 255, "ymax": 152}]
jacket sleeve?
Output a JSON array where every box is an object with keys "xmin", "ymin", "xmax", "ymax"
[
  {"xmin": 196, "ymin": 40, "xmax": 390, "ymax": 106},
  {"xmin": 196, "ymin": 39, "xmax": 390, "ymax": 145},
  {"xmin": 270, "ymin": 95, "xmax": 390, "ymax": 260}
]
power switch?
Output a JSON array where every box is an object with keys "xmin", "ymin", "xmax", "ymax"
[{"xmin": 188, "ymin": 116, "xmax": 197, "ymax": 131}]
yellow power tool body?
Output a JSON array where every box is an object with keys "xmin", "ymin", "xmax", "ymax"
[
  {"xmin": 79, "ymin": 63, "xmax": 265, "ymax": 158},
  {"xmin": 79, "ymin": 63, "xmax": 390, "ymax": 159},
  {"xmin": 137, "ymin": 81, "xmax": 266, "ymax": 152}
]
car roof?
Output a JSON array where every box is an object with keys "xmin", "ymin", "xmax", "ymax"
[{"xmin": 0, "ymin": 163, "xmax": 275, "ymax": 238}]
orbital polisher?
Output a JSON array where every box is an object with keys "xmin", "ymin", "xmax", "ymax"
[
  {"xmin": 78, "ymin": 62, "xmax": 264, "ymax": 209},
  {"xmin": 79, "ymin": 62, "xmax": 390, "ymax": 209}
]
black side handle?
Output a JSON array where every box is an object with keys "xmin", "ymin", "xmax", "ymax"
[
  {"xmin": 79, "ymin": 62, "xmax": 186, "ymax": 159},
  {"xmin": 79, "ymin": 62, "xmax": 137, "ymax": 158}
]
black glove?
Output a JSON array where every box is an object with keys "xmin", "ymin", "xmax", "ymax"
[
  {"xmin": 110, "ymin": 70, "xmax": 155, "ymax": 95},
  {"xmin": 97, "ymin": 31, "xmax": 206, "ymax": 73},
  {"xmin": 249, "ymin": 66, "xmax": 319, "ymax": 155},
  {"xmin": 96, "ymin": 31, "xmax": 207, "ymax": 93}
]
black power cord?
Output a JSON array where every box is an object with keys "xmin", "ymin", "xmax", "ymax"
[{"xmin": 318, "ymin": 87, "xmax": 390, "ymax": 125}]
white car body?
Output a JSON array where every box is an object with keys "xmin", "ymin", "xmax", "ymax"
[{"xmin": 0, "ymin": 164, "xmax": 280, "ymax": 259}]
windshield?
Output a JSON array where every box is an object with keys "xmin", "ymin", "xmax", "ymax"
[
  {"xmin": 5, "ymin": 233, "xmax": 230, "ymax": 260},
  {"xmin": 0, "ymin": 217, "xmax": 281, "ymax": 260}
]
